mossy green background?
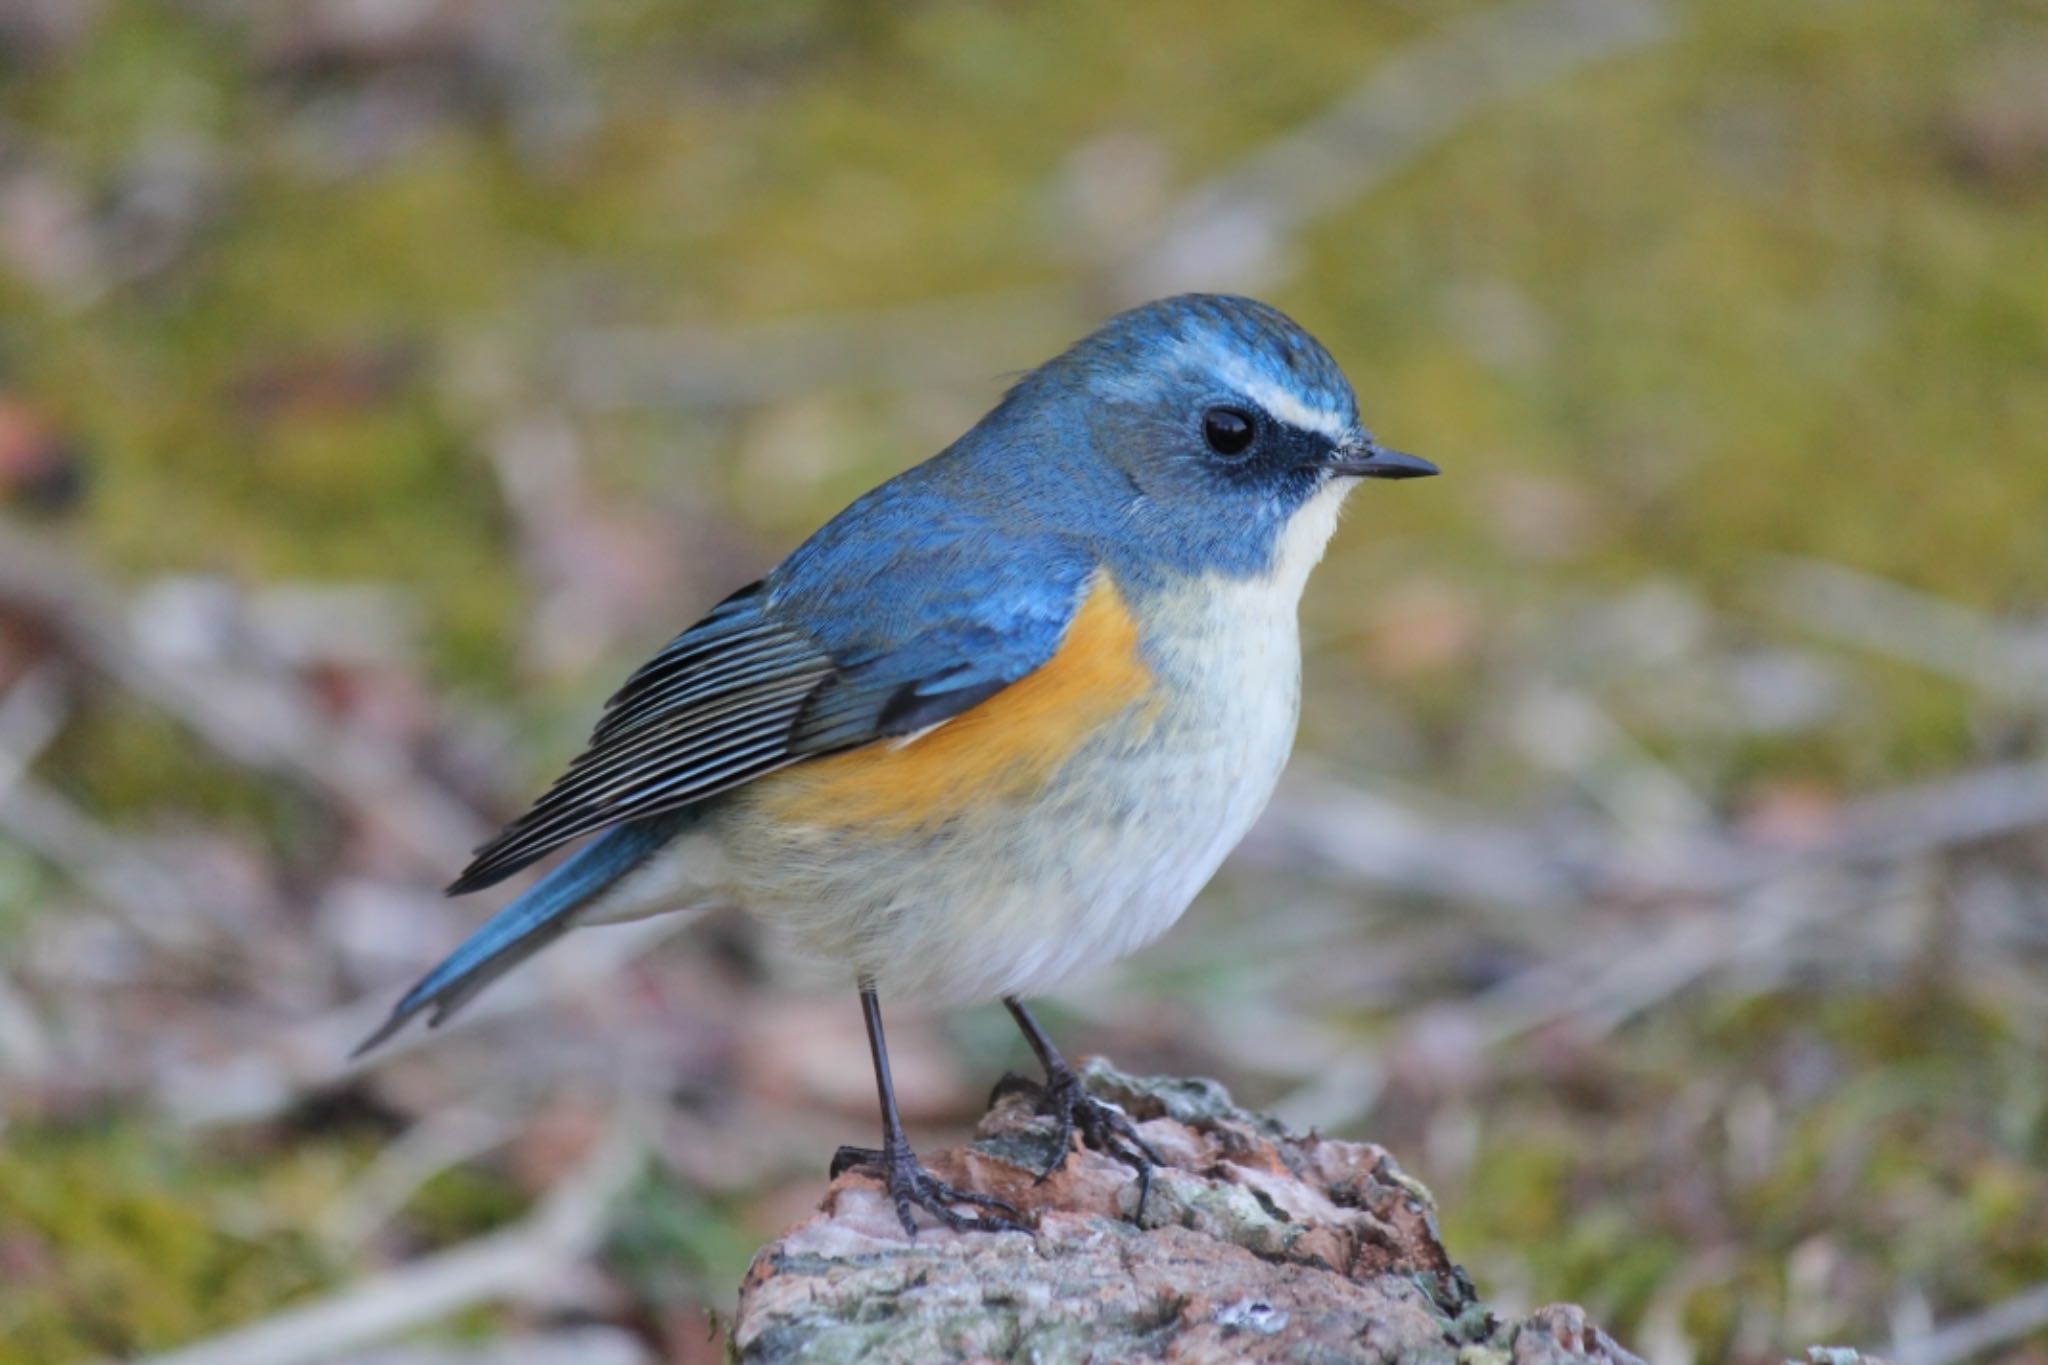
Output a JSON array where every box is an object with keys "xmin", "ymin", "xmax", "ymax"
[{"xmin": 2, "ymin": 0, "xmax": 2045, "ymax": 1359}]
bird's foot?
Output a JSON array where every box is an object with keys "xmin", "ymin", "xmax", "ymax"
[
  {"xmin": 828, "ymin": 1141, "xmax": 1027, "ymax": 1237},
  {"xmin": 989, "ymin": 1065, "xmax": 1160, "ymax": 1218}
]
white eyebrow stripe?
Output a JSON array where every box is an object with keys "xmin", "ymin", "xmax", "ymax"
[
  {"xmin": 1190, "ymin": 344, "xmax": 1354, "ymax": 443},
  {"xmin": 1239, "ymin": 376, "xmax": 1352, "ymax": 443}
]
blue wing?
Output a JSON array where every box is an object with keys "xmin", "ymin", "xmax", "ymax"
[{"xmin": 447, "ymin": 491, "xmax": 1096, "ymax": 894}]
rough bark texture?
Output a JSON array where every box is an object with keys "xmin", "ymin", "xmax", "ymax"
[{"xmin": 734, "ymin": 1061, "xmax": 1646, "ymax": 1364}]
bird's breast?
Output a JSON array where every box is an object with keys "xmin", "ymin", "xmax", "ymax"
[{"xmin": 711, "ymin": 564, "xmax": 1305, "ymax": 1001}]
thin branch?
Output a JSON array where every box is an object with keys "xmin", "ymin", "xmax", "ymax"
[
  {"xmin": 1257, "ymin": 759, "xmax": 2048, "ymax": 912},
  {"xmin": 339, "ymin": 1329, "xmax": 652, "ymax": 1365},
  {"xmin": 0, "ymin": 964, "xmax": 50, "ymax": 1078},
  {"xmin": 139, "ymin": 1113, "xmax": 645, "ymax": 1365},
  {"xmin": 163, "ymin": 916, "xmax": 686, "ymax": 1129},
  {"xmin": 0, "ymin": 662, "xmax": 215, "ymax": 949},
  {"xmin": 0, "ymin": 527, "xmax": 487, "ymax": 875},
  {"xmin": 1891, "ymin": 1280, "xmax": 2048, "ymax": 1365},
  {"xmin": 318, "ymin": 1107, "xmax": 524, "ymax": 1251},
  {"xmin": 1462, "ymin": 877, "xmax": 1828, "ymax": 1049},
  {"xmin": 1762, "ymin": 555, "xmax": 2048, "ymax": 704}
]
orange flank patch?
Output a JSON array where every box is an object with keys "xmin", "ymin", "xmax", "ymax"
[{"xmin": 755, "ymin": 573, "xmax": 1157, "ymax": 834}]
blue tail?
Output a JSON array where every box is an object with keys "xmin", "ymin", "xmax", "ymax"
[{"xmin": 354, "ymin": 811, "xmax": 695, "ymax": 1056}]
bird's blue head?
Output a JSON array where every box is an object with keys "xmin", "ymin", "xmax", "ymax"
[{"xmin": 1004, "ymin": 294, "xmax": 1435, "ymax": 591}]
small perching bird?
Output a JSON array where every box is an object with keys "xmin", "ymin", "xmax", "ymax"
[{"xmin": 359, "ymin": 294, "xmax": 1436, "ymax": 1234}]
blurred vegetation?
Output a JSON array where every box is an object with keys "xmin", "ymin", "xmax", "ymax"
[
  {"xmin": 0, "ymin": 1119, "xmax": 351, "ymax": 1360},
  {"xmin": 1, "ymin": 0, "xmax": 2045, "ymax": 1361}
]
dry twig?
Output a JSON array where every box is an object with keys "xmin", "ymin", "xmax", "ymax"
[
  {"xmin": 0, "ymin": 528, "xmax": 487, "ymax": 874},
  {"xmin": 1891, "ymin": 1280, "xmax": 2048, "ymax": 1365},
  {"xmin": 140, "ymin": 1112, "xmax": 645, "ymax": 1365},
  {"xmin": 1763, "ymin": 556, "xmax": 2048, "ymax": 704},
  {"xmin": 163, "ymin": 917, "xmax": 686, "ymax": 1129}
]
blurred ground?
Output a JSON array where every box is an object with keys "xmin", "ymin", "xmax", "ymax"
[{"xmin": 1, "ymin": 1, "xmax": 2046, "ymax": 1362}]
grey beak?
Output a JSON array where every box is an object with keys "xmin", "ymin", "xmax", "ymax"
[{"xmin": 1330, "ymin": 445, "xmax": 1439, "ymax": 480}]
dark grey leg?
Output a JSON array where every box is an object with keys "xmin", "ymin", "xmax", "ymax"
[
  {"xmin": 829, "ymin": 982, "xmax": 1026, "ymax": 1236},
  {"xmin": 990, "ymin": 996, "xmax": 1159, "ymax": 1219}
]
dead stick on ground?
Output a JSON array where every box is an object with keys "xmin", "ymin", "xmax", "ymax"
[
  {"xmin": 1762, "ymin": 555, "xmax": 2048, "ymax": 704},
  {"xmin": 0, "ymin": 527, "xmax": 487, "ymax": 874},
  {"xmin": 1261, "ymin": 760, "xmax": 2048, "ymax": 911},
  {"xmin": 163, "ymin": 917, "xmax": 687, "ymax": 1129},
  {"xmin": 1891, "ymin": 1280, "xmax": 2048, "ymax": 1365},
  {"xmin": 139, "ymin": 1114, "xmax": 645, "ymax": 1365},
  {"xmin": 0, "ymin": 663, "xmax": 213, "ymax": 950}
]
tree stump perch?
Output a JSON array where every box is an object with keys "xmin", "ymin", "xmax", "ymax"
[{"xmin": 733, "ymin": 1061, "xmax": 1645, "ymax": 1363}]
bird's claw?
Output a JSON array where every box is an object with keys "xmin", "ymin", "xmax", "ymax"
[
  {"xmin": 829, "ymin": 1142, "xmax": 1028, "ymax": 1237},
  {"xmin": 989, "ymin": 1067, "xmax": 1160, "ymax": 1219}
]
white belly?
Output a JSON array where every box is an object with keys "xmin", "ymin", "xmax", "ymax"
[{"xmin": 696, "ymin": 573, "xmax": 1306, "ymax": 1004}]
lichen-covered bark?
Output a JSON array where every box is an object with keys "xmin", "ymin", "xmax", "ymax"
[{"xmin": 734, "ymin": 1062, "xmax": 1644, "ymax": 1364}]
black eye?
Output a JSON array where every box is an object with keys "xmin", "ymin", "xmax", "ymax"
[{"xmin": 1202, "ymin": 406, "xmax": 1256, "ymax": 456}]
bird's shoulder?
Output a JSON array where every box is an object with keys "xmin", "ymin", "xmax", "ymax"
[
  {"xmin": 763, "ymin": 463, "xmax": 1103, "ymax": 674},
  {"xmin": 743, "ymin": 570, "xmax": 1159, "ymax": 835}
]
